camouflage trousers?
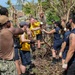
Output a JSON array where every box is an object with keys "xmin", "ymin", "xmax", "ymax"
[{"xmin": 0, "ymin": 60, "xmax": 18, "ymax": 75}]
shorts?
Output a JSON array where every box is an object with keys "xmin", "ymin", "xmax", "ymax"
[
  {"xmin": 36, "ymin": 33, "xmax": 42, "ymax": 41},
  {"xmin": 0, "ymin": 60, "xmax": 18, "ymax": 75},
  {"xmin": 20, "ymin": 51, "xmax": 31, "ymax": 66},
  {"xmin": 53, "ymin": 41, "xmax": 62, "ymax": 50},
  {"xmin": 62, "ymin": 50, "xmax": 68, "ymax": 59},
  {"xmin": 14, "ymin": 48, "xmax": 19, "ymax": 61}
]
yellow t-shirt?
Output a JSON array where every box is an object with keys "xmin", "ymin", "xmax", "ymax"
[
  {"xmin": 34, "ymin": 22, "xmax": 41, "ymax": 35},
  {"xmin": 20, "ymin": 33, "xmax": 30, "ymax": 51},
  {"xmin": 30, "ymin": 22, "xmax": 41, "ymax": 36},
  {"xmin": 30, "ymin": 24, "xmax": 36, "ymax": 38}
]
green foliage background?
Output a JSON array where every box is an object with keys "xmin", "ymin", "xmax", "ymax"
[{"xmin": 46, "ymin": 10, "xmax": 60, "ymax": 24}]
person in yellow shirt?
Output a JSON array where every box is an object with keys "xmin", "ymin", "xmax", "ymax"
[
  {"xmin": 30, "ymin": 18, "xmax": 42, "ymax": 49},
  {"xmin": 19, "ymin": 21, "xmax": 34, "ymax": 75}
]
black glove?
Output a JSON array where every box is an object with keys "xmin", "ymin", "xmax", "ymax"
[
  {"xmin": 30, "ymin": 40, "xmax": 35, "ymax": 44},
  {"xmin": 30, "ymin": 40, "xmax": 36, "ymax": 52}
]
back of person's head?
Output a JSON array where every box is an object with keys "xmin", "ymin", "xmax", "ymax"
[
  {"xmin": 70, "ymin": 13, "xmax": 75, "ymax": 24},
  {"xmin": 0, "ymin": 7, "xmax": 8, "ymax": 16},
  {"xmin": 66, "ymin": 22, "xmax": 71, "ymax": 30},
  {"xmin": 54, "ymin": 21, "xmax": 62, "ymax": 29}
]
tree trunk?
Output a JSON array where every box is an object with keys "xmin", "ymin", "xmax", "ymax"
[
  {"xmin": 66, "ymin": 2, "xmax": 75, "ymax": 22},
  {"xmin": 61, "ymin": 14, "xmax": 67, "ymax": 28}
]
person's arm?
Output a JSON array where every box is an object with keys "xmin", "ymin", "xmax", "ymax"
[
  {"xmin": 31, "ymin": 27, "xmax": 40, "ymax": 31},
  {"xmin": 9, "ymin": 27, "xmax": 24, "ymax": 35},
  {"xmin": 42, "ymin": 29, "xmax": 56, "ymax": 34},
  {"xmin": 60, "ymin": 42, "xmax": 66, "ymax": 52},
  {"xmin": 20, "ymin": 33, "xmax": 30, "ymax": 43},
  {"xmin": 65, "ymin": 33, "xmax": 75, "ymax": 63},
  {"xmin": 26, "ymin": 28, "xmax": 31, "ymax": 35},
  {"xmin": 59, "ymin": 42, "xmax": 66, "ymax": 57},
  {"xmin": 26, "ymin": 28, "xmax": 32, "ymax": 40},
  {"xmin": 62, "ymin": 33, "xmax": 75, "ymax": 69}
]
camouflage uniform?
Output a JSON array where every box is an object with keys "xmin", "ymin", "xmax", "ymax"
[{"xmin": 0, "ymin": 60, "xmax": 18, "ymax": 75}]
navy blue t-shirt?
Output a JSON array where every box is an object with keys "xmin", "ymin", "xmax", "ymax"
[
  {"xmin": 52, "ymin": 27, "xmax": 62, "ymax": 50},
  {"xmin": 54, "ymin": 27, "xmax": 62, "ymax": 41},
  {"xmin": 64, "ymin": 31, "xmax": 71, "ymax": 50},
  {"xmin": 63, "ymin": 31, "xmax": 70, "ymax": 41}
]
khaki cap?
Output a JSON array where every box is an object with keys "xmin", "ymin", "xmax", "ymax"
[{"xmin": 0, "ymin": 15, "xmax": 9, "ymax": 25}]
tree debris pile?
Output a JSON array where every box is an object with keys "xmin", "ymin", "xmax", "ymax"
[{"xmin": 31, "ymin": 46, "xmax": 64, "ymax": 75}]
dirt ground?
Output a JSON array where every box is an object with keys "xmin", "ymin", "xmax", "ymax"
[{"xmin": 30, "ymin": 45, "xmax": 64, "ymax": 75}]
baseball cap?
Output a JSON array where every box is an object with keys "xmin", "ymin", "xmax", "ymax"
[
  {"xmin": 19, "ymin": 21, "xmax": 29, "ymax": 27},
  {"xmin": 0, "ymin": 15, "xmax": 9, "ymax": 25}
]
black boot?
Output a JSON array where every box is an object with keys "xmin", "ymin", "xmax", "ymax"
[
  {"xmin": 51, "ymin": 58, "xmax": 57, "ymax": 64},
  {"xmin": 57, "ymin": 57, "xmax": 62, "ymax": 62}
]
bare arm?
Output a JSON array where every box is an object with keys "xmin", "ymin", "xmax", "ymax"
[
  {"xmin": 59, "ymin": 42, "xmax": 66, "ymax": 58},
  {"xmin": 43, "ymin": 29, "xmax": 56, "ymax": 34},
  {"xmin": 20, "ymin": 33, "xmax": 30, "ymax": 43},
  {"xmin": 9, "ymin": 27, "xmax": 24, "ymax": 35},
  {"xmin": 26, "ymin": 28, "xmax": 32, "ymax": 40},
  {"xmin": 65, "ymin": 33, "xmax": 75, "ymax": 63},
  {"xmin": 31, "ymin": 27, "xmax": 40, "ymax": 31},
  {"xmin": 26, "ymin": 28, "xmax": 31, "ymax": 35},
  {"xmin": 60, "ymin": 42, "xmax": 66, "ymax": 52}
]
